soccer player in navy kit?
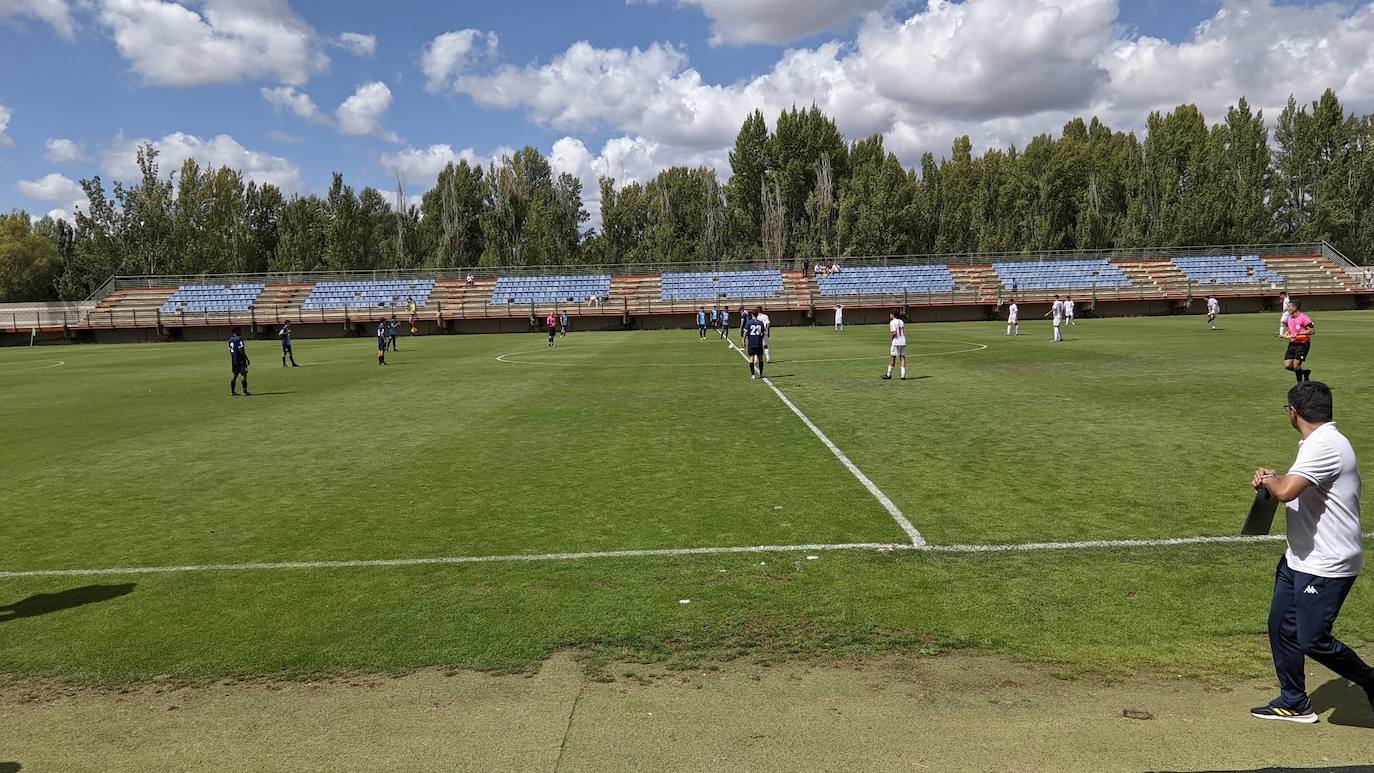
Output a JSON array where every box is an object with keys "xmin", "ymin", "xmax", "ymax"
[
  {"xmin": 719, "ymin": 307, "xmax": 729, "ymax": 340},
  {"xmin": 279, "ymin": 321, "xmax": 298, "ymax": 367},
  {"xmin": 744, "ymin": 312, "xmax": 767, "ymax": 380},
  {"xmin": 387, "ymin": 315, "xmax": 399, "ymax": 351},
  {"xmin": 376, "ymin": 320, "xmax": 388, "ymax": 365},
  {"xmin": 228, "ymin": 327, "xmax": 251, "ymax": 396}
]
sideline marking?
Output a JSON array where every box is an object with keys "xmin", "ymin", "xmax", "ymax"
[
  {"xmin": 6, "ymin": 534, "xmax": 1372, "ymax": 579},
  {"xmin": 725, "ymin": 339, "xmax": 925, "ymax": 547},
  {"xmin": 0, "ymin": 359, "xmax": 65, "ymax": 374},
  {"xmin": 495, "ymin": 342, "xmax": 987, "ymax": 367}
]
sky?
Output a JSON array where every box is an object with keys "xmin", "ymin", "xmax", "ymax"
[{"xmin": 2, "ymin": 0, "xmax": 1373, "ymax": 228}]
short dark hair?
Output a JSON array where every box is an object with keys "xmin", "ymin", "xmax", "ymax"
[
  {"xmin": 232, "ymin": 326, "xmax": 241, "ymax": 335},
  {"xmin": 1288, "ymin": 381, "xmax": 1333, "ymax": 423},
  {"xmin": 1289, "ymin": 299, "xmax": 1302, "ymax": 310}
]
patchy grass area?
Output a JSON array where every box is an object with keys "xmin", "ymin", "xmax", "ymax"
[{"xmin": 1, "ymin": 312, "xmax": 1371, "ymax": 684}]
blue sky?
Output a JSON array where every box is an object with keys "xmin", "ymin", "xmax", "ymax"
[{"xmin": 1, "ymin": 0, "xmax": 1369, "ymax": 224}]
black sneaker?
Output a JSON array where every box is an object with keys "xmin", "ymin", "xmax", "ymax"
[
  {"xmin": 1250, "ymin": 704, "xmax": 1318, "ymax": 724},
  {"xmin": 243, "ymin": 391, "xmax": 253, "ymax": 397},
  {"xmin": 881, "ymin": 375, "xmax": 892, "ymax": 380}
]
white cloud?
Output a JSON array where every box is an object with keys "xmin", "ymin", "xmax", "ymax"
[
  {"xmin": 266, "ymin": 129, "xmax": 302, "ymax": 144},
  {"xmin": 45, "ymin": 207, "xmax": 73, "ymax": 222},
  {"xmin": 379, "ymin": 143, "xmax": 507, "ymax": 188},
  {"xmin": 15, "ymin": 173, "xmax": 85, "ymax": 212},
  {"xmin": 0, "ymin": 103, "xmax": 12, "ymax": 147},
  {"xmin": 448, "ymin": 0, "xmax": 1374, "ymax": 174},
  {"xmin": 420, "ymin": 29, "xmax": 498, "ymax": 93},
  {"xmin": 637, "ymin": 0, "xmax": 885, "ymax": 46},
  {"xmin": 0, "ymin": 0, "xmax": 75, "ymax": 39},
  {"xmin": 335, "ymin": 81, "xmax": 399, "ymax": 141},
  {"xmin": 96, "ymin": 0, "xmax": 328, "ymax": 87},
  {"xmin": 337, "ymin": 30, "xmax": 375, "ymax": 57},
  {"xmin": 43, "ymin": 137, "xmax": 86, "ymax": 163},
  {"xmin": 102, "ymin": 131, "xmax": 306, "ymax": 193},
  {"xmin": 260, "ymin": 85, "xmax": 327, "ymax": 124}
]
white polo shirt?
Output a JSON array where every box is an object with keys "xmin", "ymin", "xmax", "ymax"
[
  {"xmin": 1008, "ymin": 303, "xmax": 1018, "ymax": 323},
  {"xmin": 1285, "ymin": 422, "xmax": 1363, "ymax": 578}
]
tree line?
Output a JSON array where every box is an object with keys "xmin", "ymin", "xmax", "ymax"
[{"xmin": 3, "ymin": 88, "xmax": 1373, "ymax": 302}]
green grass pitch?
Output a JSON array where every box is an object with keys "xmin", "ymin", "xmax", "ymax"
[{"xmin": 1, "ymin": 311, "xmax": 1372, "ymax": 683}]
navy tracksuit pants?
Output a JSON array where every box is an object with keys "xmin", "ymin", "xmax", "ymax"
[{"xmin": 1268, "ymin": 557, "xmax": 1374, "ymax": 710}]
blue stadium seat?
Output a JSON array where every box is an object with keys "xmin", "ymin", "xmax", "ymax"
[
  {"xmin": 659, "ymin": 270, "xmax": 783, "ymax": 301},
  {"xmin": 816, "ymin": 265, "xmax": 954, "ymax": 296},
  {"xmin": 160, "ymin": 284, "xmax": 265, "ymax": 314},
  {"xmin": 1171, "ymin": 255, "xmax": 1284, "ymax": 285},
  {"xmin": 301, "ymin": 279, "xmax": 437, "ymax": 310},
  {"xmin": 488, "ymin": 275, "xmax": 612, "ymax": 305},
  {"xmin": 993, "ymin": 260, "xmax": 1132, "ymax": 291}
]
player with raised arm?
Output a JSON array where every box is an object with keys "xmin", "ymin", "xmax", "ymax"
[
  {"xmin": 387, "ymin": 314, "xmax": 399, "ymax": 351},
  {"xmin": 1283, "ymin": 299, "xmax": 1315, "ymax": 383},
  {"xmin": 757, "ymin": 308, "xmax": 772, "ymax": 362},
  {"xmin": 834, "ymin": 304, "xmax": 844, "ymax": 332},
  {"xmin": 1206, "ymin": 296, "xmax": 1220, "ymax": 330},
  {"xmin": 1046, "ymin": 295, "xmax": 1064, "ymax": 342},
  {"xmin": 747, "ymin": 310, "xmax": 769, "ymax": 378},
  {"xmin": 228, "ymin": 327, "xmax": 251, "ymax": 396},
  {"xmin": 1005, "ymin": 300, "xmax": 1019, "ymax": 336},
  {"xmin": 883, "ymin": 310, "xmax": 907, "ymax": 381},
  {"xmin": 279, "ymin": 321, "xmax": 298, "ymax": 367}
]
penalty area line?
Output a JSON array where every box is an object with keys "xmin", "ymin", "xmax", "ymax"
[{"xmin": 725, "ymin": 340, "xmax": 925, "ymax": 547}]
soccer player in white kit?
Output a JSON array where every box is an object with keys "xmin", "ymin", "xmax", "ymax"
[
  {"xmin": 1064, "ymin": 296, "xmax": 1076, "ymax": 325},
  {"xmin": 834, "ymin": 304, "xmax": 844, "ymax": 332},
  {"xmin": 1206, "ymin": 296, "xmax": 1220, "ymax": 330},
  {"xmin": 1045, "ymin": 295, "xmax": 1064, "ymax": 342},
  {"xmin": 1279, "ymin": 293, "xmax": 1291, "ymax": 337},
  {"xmin": 757, "ymin": 309, "xmax": 772, "ymax": 362},
  {"xmin": 883, "ymin": 310, "xmax": 907, "ymax": 380},
  {"xmin": 1005, "ymin": 301, "xmax": 1020, "ymax": 336}
]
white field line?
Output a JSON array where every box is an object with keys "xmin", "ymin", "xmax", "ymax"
[
  {"xmin": 0, "ymin": 359, "xmax": 65, "ymax": 374},
  {"xmin": 0, "ymin": 543, "xmax": 909, "ymax": 579},
  {"xmin": 7, "ymin": 534, "xmax": 1374, "ymax": 579},
  {"xmin": 494, "ymin": 342, "xmax": 986, "ymax": 368},
  {"xmin": 725, "ymin": 339, "xmax": 926, "ymax": 547}
]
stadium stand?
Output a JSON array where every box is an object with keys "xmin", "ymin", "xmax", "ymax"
[
  {"xmin": 1172, "ymin": 255, "xmax": 1284, "ymax": 285},
  {"xmin": 994, "ymin": 260, "xmax": 1132, "ymax": 291},
  {"xmin": 489, "ymin": 275, "xmax": 612, "ymax": 304},
  {"xmin": 660, "ymin": 270, "xmax": 783, "ymax": 301},
  {"xmin": 301, "ymin": 279, "xmax": 436, "ymax": 310},
  {"xmin": 160, "ymin": 284, "xmax": 265, "ymax": 314},
  {"xmin": 817, "ymin": 265, "xmax": 955, "ymax": 296}
]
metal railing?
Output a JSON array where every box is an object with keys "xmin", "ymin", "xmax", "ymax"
[{"xmin": 83, "ymin": 243, "xmax": 1344, "ymax": 303}]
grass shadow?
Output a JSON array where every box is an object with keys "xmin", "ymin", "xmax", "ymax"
[
  {"xmin": 0, "ymin": 763, "xmax": 20, "ymax": 773},
  {"xmin": 1310, "ymin": 676, "xmax": 1374, "ymax": 728},
  {"xmin": 0, "ymin": 584, "xmax": 135, "ymax": 623}
]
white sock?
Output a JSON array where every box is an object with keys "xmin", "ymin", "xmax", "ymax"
[
  {"xmin": 886, "ymin": 365, "xmax": 893, "ymax": 377},
  {"xmin": 900, "ymin": 367, "xmax": 906, "ymax": 378},
  {"xmin": 765, "ymin": 351, "xmax": 770, "ymax": 362},
  {"xmin": 1006, "ymin": 326, "xmax": 1011, "ymax": 335}
]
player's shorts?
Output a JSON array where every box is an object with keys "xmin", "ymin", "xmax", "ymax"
[
  {"xmin": 548, "ymin": 326, "xmax": 557, "ymax": 336},
  {"xmin": 281, "ymin": 342, "xmax": 292, "ymax": 351},
  {"xmin": 1285, "ymin": 341, "xmax": 1310, "ymax": 361},
  {"xmin": 231, "ymin": 359, "xmax": 248, "ymax": 374},
  {"xmin": 890, "ymin": 344, "xmax": 907, "ymax": 357},
  {"xmin": 762, "ymin": 335, "xmax": 770, "ymax": 347},
  {"xmin": 748, "ymin": 345, "xmax": 764, "ymax": 358},
  {"xmin": 1052, "ymin": 318, "xmax": 1062, "ymax": 327}
]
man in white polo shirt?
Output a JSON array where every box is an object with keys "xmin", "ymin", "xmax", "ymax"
[
  {"xmin": 1250, "ymin": 381, "xmax": 1374, "ymax": 723},
  {"xmin": 1045, "ymin": 295, "xmax": 1064, "ymax": 342}
]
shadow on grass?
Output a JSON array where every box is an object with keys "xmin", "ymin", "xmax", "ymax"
[
  {"xmin": 0, "ymin": 584, "xmax": 135, "ymax": 623},
  {"xmin": 1311, "ymin": 676, "xmax": 1374, "ymax": 729},
  {"xmin": 0, "ymin": 763, "xmax": 20, "ymax": 773},
  {"xmin": 244, "ymin": 391, "xmax": 294, "ymax": 396}
]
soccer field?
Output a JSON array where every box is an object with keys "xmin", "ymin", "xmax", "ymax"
[{"xmin": 2, "ymin": 312, "xmax": 1373, "ymax": 683}]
